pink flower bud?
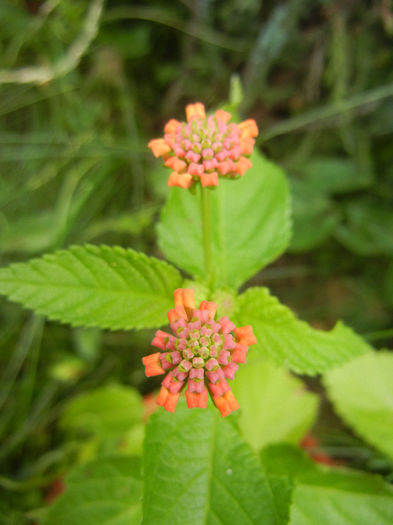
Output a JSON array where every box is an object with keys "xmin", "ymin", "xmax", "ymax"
[
  {"xmin": 206, "ymin": 358, "xmax": 219, "ymax": 371},
  {"xmin": 223, "ymin": 362, "xmax": 239, "ymax": 380},
  {"xmin": 218, "ymin": 350, "xmax": 230, "ymax": 365}
]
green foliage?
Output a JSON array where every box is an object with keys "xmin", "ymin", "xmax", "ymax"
[
  {"xmin": 289, "ymin": 156, "xmax": 376, "ymax": 252},
  {"xmin": 0, "ymin": 245, "xmax": 182, "ymax": 330},
  {"xmin": 299, "ymin": 157, "xmax": 372, "ymax": 195},
  {"xmin": 157, "ymin": 150, "xmax": 291, "ymax": 289},
  {"xmin": 60, "ymin": 384, "xmax": 143, "ymax": 457},
  {"xmin": 43, "ymin": 456, "xmax": 143, "ymax": 525},
  {"xmin": 261, "ymin": 444, "xmax": 393, "ymax": 525},
  {"xmin": 289, "ymin": 179, "xmax": 340, "ymax": 252},
  {"xmin": 335, "ymin": 198, "xmax": 393, "ymax": 257},
  {"xmin": 143, "ymin": 401, "xmax": 292, "ymax": 525},
  {"xmin": 1, "ymin": 0, "xmax": 393, "ymax": 522},
  {"xmin": 236, "ymin": 287, "xmax": 371, "ymax": 374},
  {"xmin": 324, "ymin": 351, "xmax": 393, "ymax": 460},
  {"xmin": 231, "ymin": 359, "xmax": 318, "ymax": 452}
]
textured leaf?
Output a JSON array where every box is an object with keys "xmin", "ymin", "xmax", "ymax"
[
  {"xmin": 43, "ymin": 456, "xmax": 142, "ymax": 525},
  {"xmin": 324, "ymin": 351, "xmax": 393, "ymax": 460},
  {"xmin": 232, "ymin": 359, "xmax": 318, "ymax": 452},
  {"xmin": 143, "ymin": 401, "xmax": 292, "ymax": 525},
  {"xmin": 236, "ymin": 287, "xmax": 370, "ymax": 375},
  {"xmin": 0, "ymin": 244, "xmax": 183, "ymax": 330},
  {"xmin": 261, "ymin": 444, "xmax": 393, "ymax": 525},
  {"xmin": 157, "ymin": 150, "xmax": 291, "ymax": 289}
]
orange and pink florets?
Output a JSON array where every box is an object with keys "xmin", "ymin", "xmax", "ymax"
[
  {"xmin": 142, "ymin": 288, "xmax": 257, "ymax": 417},
  {"xmin": 148, "ymin": 103, "xmax": 258, "ymax": 189}
]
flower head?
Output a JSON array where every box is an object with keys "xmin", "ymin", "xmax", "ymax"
[
  {"xmin": 142, "ymin": 288, "xmax": 257, "ymax": 417},
  {"xmin": 148, "ymin": 103, "xmax": 258, "ymax": 189}
]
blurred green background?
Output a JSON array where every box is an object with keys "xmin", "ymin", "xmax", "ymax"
[{"xmin": 1, "ymin": 0, "xmax": 393, "ymax": 521}]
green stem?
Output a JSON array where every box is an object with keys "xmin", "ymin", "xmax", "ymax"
[
  {"xmin": 201, "ymin": 186, "xmax": 213, "ymax": 287},
  {"xmin": 260, "ymin": 82, "xmax": 393, "ymax": 141},
  {"xmin": 363, "ymin": 328, "xmax": 393, "ymax": 342}
]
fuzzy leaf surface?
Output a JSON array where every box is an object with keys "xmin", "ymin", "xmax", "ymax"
[
  {"xmin": 143, "ymin": 401, "xmax": 292, "ymax": 525},
  {"xmin": 236, "ymin": 287, "xmax": 370, "ymax": 375},
  {"xmin": 324, "ymin": 351, "xmax": 393, "ymax": 460},
  {"xmin": 261, "ymin": 444, "xmax": 393, "ymax": 525},
  {"xmin": 0, "ymin": 244, "xmax": 182, "ymax": 330},
  {"xmin": 157, "ymin": 150, "xmax": 291, "ymax": 289},
  {"xmin": 232, "ymin": 359, "xmax": 318, "ymax": 451},
  {"xmin": 43, "ymin": 456, "xmax": 142, "ymax": 525}
]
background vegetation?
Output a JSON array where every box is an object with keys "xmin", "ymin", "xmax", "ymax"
[{"xmin": 1, "ymin": 0, "xmax": 392, "ymax": 522}]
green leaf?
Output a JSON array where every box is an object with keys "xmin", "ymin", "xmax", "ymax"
[
  {"xmin": 335, "ymin": 198, "xmax": 393, "ymax": 256},
  {"xmin": 300, "ymin": 157, "xmax": 372, "ymax": 195},
  {"xmin": 0, "ymin": 211, "xmax": 57, "ymax": 255},
  {"xmin": 324, "ymin": 351, "xmax": 393, "ymax": 460},
  {"xmin": 260, "ymin": 443, "xmax": 317, "ymax": 478},
  {"xmin": 236, "ymin": 287, "xmax": 370, "ymax": 375},
  {"xmin": 261, "ymin": 444, "xmax": 393, "ymax": 525},
  {"xmin": 60, "ymin": 384, "xmax": 144, "ymax": 460},
  {"xmin": 143, "ymin": 401, "xmax": 292, "ymax": 525},
  {"xmin": 289, "ymin": 179, "xmax": 339, "ymax": 252},
  {"xmin": 290, "ymin": 471, "xmax": 393, "ymax": 525},
  {"xmin": 231, "ymin": 359, "xmax": 318, "ymax": 452},
  {"xmin": 61, "ymin": 384, "xmax": 143, "ymax": 439},
  {"xmin": 157, "ymin": 150, "xmax": 291, "ymax": 289},
  {"xmin": 43, "ymin": 456, "xmax": 142, "ymax": 525},
  {"xmin": 80, "ymin": 207, "xmax": 158, "ymax": 242},
  {"xmin": 0, "ymin": 244, "xmax": 183, "ymax": 330},
  {"xmin": 385, "ymin": 260, "xmax": 393, "ymax": 307}
]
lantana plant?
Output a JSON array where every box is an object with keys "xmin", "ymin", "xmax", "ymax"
[{"xmin": 1, "ymin": 102, "xmax": 389, "ymax": 525}]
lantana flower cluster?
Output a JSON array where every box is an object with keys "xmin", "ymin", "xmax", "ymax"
[
  {"xmin": 148, "ymin": 103, "xmax": 258, "ymax": 189},
  {"xmin": 142, "ymin": 289, "xmax": 257, "ymax": 417}
]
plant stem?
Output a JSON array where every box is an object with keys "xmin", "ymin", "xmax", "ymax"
[
  {"xmin": 364, "ymin": 328, "xmax": 393, "ymax": 342},
  {"xmin": 201, "ymin": 186, "xmax": 213, "ymax": 287},
  {"xmin": 260, "ymin": 81, "xmax": 393, "ymax": 140}
]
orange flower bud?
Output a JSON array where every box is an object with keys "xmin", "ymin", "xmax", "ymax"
[
  {"xmin": 165, "ymin": 157, "xmax": 187, "ymax": 173},
  {"xmin": 142, "ymin": 352, "xmax": 165, "ymax": 376},
  {"xmin": 186, "ymin": 389, "xmax": 208, "ymax": 408},
  {"xmin": 199, "ymin": 301, "xmax": 217, "ymax": 319},
  {"xmin": 174, "ymin": 289, "xmax": 195, "ymax": 317},
  {"xmin": 239, "ymin": 138, "xmax": 255, "ymax": 155},
  {"xmin": 235, "ymin": 156, "xmax": 253, "ymax": 176},
  {"xmin": 200, "ymin": 172, "xmax": 218, "ymax": 187},
  {"xmin": 148, "ymin": 138, "xmax": 171, "ymax": 158},
  {"xmin": 213, "ymin": 390, "xmax": 239, "ymax": 417},
  {"xmin": 167, "ymin": 305, "xmax": 188, "ymax": 324},
  {"xmin": 224, "ymin": 390, "xmax": 239, "ymax": 411},
  {"xmin": 164, "ymin": 391, "xmax": 181, "ymax": 412},
  {"xmin": 157, "ymin": 386, "xmax": 169, "ymax": 406},
  {"xmin": 231, "ymin": 344, "xmax": 248, "ymax": 363},
  {"xmin": 186, "ymin": 102, "xmax": 206, "ymax": 122},
  {"xmin": 164, "ymin": 118, "xmax": 181, "ymax": 134},
  {"xmin": 239, "ymin": 119, "xmax": 259, "ymax": 138},
  {"xmin": 234, "ymin": 325, "xmax": 257, "ymax": 346},
  {"xmin": 168, "ymin": 172, "xmax": 193, "ymax": 188},
  {"xmin": 215, "ymin": 109, "xmax": 232, "ymax": 124}
]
